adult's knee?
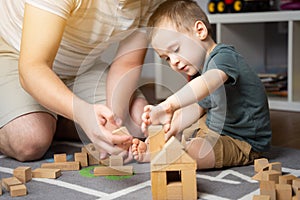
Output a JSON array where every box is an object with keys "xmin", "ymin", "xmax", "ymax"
[
  {"xmin": 2, "ymin": 113, "xmax": 56, "ymax": 161},
  {"xmin": 14, "ymin": 134, "xmax": 53, "ymax": 162}
]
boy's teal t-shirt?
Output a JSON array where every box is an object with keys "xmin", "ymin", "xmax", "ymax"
[{"xmin": 198, "ymin": 44, "xmax": 272, "ymax": 152}]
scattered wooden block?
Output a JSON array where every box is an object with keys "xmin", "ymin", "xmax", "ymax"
[
  {"xmin": 279, "ymin": 174, "xmax": 297, "ymax": 185},
  {"xmin": 87, "ymin": 151, "xmax": 101, "ymax": 166},
  {"xmin": 74, "ymin": 152, "xmax": 88, "ymax": 167},
  {"xmin": 260, "ymin": 180, "xmax": 276, "ymax": 200},
  {"xmin": 94, "ymin": 166, "xmax": 133, "ymax": 176},
  {"xmin": 294, "ymin": 190, "xmax": 300, "ymax": 200},
  {"xmin": 81, "ymin": 143, "xmax": 96, "ymax": 153},
  {"xmin": 293, "ymin": 179, "xmax": 300, "ymax": 195},
  {"xmin": 54, "ymin": 153, "xmax": 67, "ymax": 163},
  {"xmin": 276, "ymin": 183, "xmax": 292, "ymax": 200},
  {"xmin": 10, "ymin": 184, "xmax": 27, "ymax": 197},
  {"xmin": 254, "ymin": 158, "xmax": 269, "ymax": 173},
  {"xmin": 109, "ymin": 155, "xmax": 123, "ymax": 166},
  {"xmin": 13, "ymin": 166, "xmax": 32, "ymax": 183},
  {"xmin": 1, "ymin": 177, "xmax": 22, "ymax": 191},
  {"xmin": 41, "ymin": 161, "xmax": 80, "ymax": 171},
  {"xmin": 263, "ymin": 162, "xmax": 282, "ymax": 173},
  {"xmin": 252, "ymin": 195, "xmax": 271, "ymax": 200},
  {"xmin": 254, "ymin": 170, "xmax": 281, "ymax": 183},
  {"xmin": 32, "ymin": 168, "xmax": 61, "ymax": 179}
]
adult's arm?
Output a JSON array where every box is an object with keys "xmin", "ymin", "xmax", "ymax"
[
  {"xmin": 106, "ymin": 30, "xmax": 148, "ymax": 126},
  {"xmin": 19, "ymin": 4, "xmax": 130, "ymax": 155}
]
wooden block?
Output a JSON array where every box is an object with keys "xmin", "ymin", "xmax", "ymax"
[
  {"xmin": 13, "ymin": 166, "xmax": 32, "ymax": 183},
  {"xmin": 74, "ymin": 152, "xmax": 88, "ymax": 167},
  {"xmin": 252, "ymin": 195, "xmax": 271, "ymax": 200},
  {"xmin": 261, "ymin": 170, "xmax": 281, "ymax": 184},
  {"xmin": 279, "ymin": 174, "xmax": 297, "ymax": 185},
  {"xmin": 254, "ymin": 158, "xmax": 269, "ymax": 173},
  {"xmin": 260, "ymin": 180, "xmax": 276, "ymax": 200},
  {"xmin": 151, "ymin": 171, "xmax": 167, "ymax": 200},
  {"xmin": 263, "ymin": 162, "xmax": 282, "ymax": 173},
  {"xmin": 54, "ymin": 153, "xmax": 67, "ymax": 163},
  {"xmin": 81, "ymin": 143, "xmax": 96, "ymax": 153},
  {"xmin": 166, "ymin": 182, "xmax": 182, "ymax": 199},
  {"xmin": 293, "ymin": 179, "xmax": 300, "ymax": 194},
  {"xmin": 112, "ymin": 126, "xmax": 131, "ymax": 136},
  {"xmin": 149, "ymin": 129, "xmax": 165, "ymax": 160},
  {"xmin": 276, "ymin": 184, "xmax": 292, "ymax": 200},
  {"xmin": 94, "ymin": 166, "xmax": 133, "ymax": 176},
  {"xmin": 181, "ymin": 169, "xmax": 197, "ymax": 200},
  {"xmin": 294, "ymin": 190, "xmax": 300, "ymax": 200},
  {"xmin": 112, "ymin": 126, "xmax": 132, "ymax": 150},
  {"xmin": 99, "ymin": 157, "xmax": 110, "ymax": 166},
  {"xmin": 109, "ymin": 155, "xmax": 123, "ymax": 166},
  {"xmin": 293, "ymin": 179, "xmax": 300, "ymax": 188},
  {"xmin": 41, "ymin": 161, "xmax": 80, "ymax": 171},
  {"xmin": 1, "ymin": 177, "xmax": 22, "ymax": 191},
  {"xmin": 0, "ymin": 181, "xmax": 2, "ymax": 195},
  {"xmin": 87, "ymin": 151, "xmax": 100, "ymax": 166},
  {"xmin": 32, "ymin": 168, "xmax": 61, "ymax": 179},
  {"xmin": 10, "ymin": 184, "xmax": 27, "ymax": 197}
]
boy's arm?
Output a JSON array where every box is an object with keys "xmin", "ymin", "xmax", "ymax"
[
  {"xmin": 166, "ymin": 69, "xmax": 228, "ymax": 111},
  {"xmin": 165, "ymin": 103, "xmax": 204, "ymax": 140}
]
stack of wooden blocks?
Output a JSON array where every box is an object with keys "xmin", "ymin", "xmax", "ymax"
[
  {"xmin": 252, "ymin": 158, "xmax": 300, "ymax": 200},
  {"xmin": 149, "ymin": 128, "xmax": 197, "ymax": 200}
]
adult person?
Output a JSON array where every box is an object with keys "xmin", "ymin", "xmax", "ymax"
[{"xmin": 0, "ymin": 0, "xmax": 163, "ymax": 161}]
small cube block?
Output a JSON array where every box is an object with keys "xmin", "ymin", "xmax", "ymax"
[
  {"xmin": 276, "ymin": 184, "xmax": 292, "ymax": 200},
  {"xmin": 13, "ymin": 166, "xmax": 32, "ymax": 183},
  {"xmin": 10, "ymin": 184, "xmax": 27, "ymax": 197},
  {"xmin": 254, "ymin": 158, "xmax": 269, "ymax": 172},
  {"xmin": 88, "ymin": 151, "xmax": 100, "ymax": 166},
  {"xmin": 1, "ymin": 177, "xmax": 22, "ymax": 191},
  {"xmin": 75, "ymin": 152, "xmax": 88, "ymax": 167},
  {"xmin": 54, "ymin": 153, "xmax": 67, "ymax": 162},
  {"xmin": 279, "ymin": 174, "xmax": 297, "ymax": 185}
]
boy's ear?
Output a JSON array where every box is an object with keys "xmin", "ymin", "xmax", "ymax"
[{"xmin": 193, "ymin": 20, "xmax": 208, "ymax": 40}]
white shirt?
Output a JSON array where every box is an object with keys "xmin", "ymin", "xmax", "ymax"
[{"xmin": 0, "ymin": 0, "xmax": 162, "ymax": 77}]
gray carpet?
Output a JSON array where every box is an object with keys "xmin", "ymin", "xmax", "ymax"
[{"xmin": 1, "ymin": 141, "xmax": 300, "ymax": 200}]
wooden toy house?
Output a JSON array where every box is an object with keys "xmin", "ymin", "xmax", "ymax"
[{"xmin": 149, "ymin": 129, "xmax": 197, "ymax": 200}]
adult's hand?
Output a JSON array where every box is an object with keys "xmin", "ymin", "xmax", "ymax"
[{"xmin": 74, "ymin": 98, "xmax": 132, "ymax": 159}]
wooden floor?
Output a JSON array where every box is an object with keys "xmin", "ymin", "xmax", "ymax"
[
  {"xmin": 270, "ymin": 110, "xmax": 300, "ymax": 150},
  {"xmin": 140, "ymin": 84, "xmax": 300, "ymax": 150}
]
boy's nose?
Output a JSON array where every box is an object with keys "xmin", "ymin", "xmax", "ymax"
[{"xmin": 169, "ymin": 54, "xmax": 179, "ymax": 66}]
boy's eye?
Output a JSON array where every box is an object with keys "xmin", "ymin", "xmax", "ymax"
[{"xmin": 174, "ymin": 46, "xmax": 179, "ymax": 53}]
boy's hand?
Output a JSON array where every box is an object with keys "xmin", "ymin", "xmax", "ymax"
[{"xmin": 141, "ymin": 102, "xmax": 174, "ymax": 134}]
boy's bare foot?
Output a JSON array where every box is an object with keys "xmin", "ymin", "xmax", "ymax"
[{"xmin": 131, "ymin": 138, "xmax": 150, "ymax": 163}]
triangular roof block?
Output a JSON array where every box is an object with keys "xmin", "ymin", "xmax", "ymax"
[{"xmin": 151, "ymin": 136, "xmax": 195, "ymax": 166}]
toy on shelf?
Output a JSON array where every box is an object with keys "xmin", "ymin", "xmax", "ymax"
[
  {"xmin": 280, "ymin": 0, "xmax": 300, "ymax": 10},
  {"xmin": 208, "ymin": 0, "xmax": 275, "ymax": 14}
]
